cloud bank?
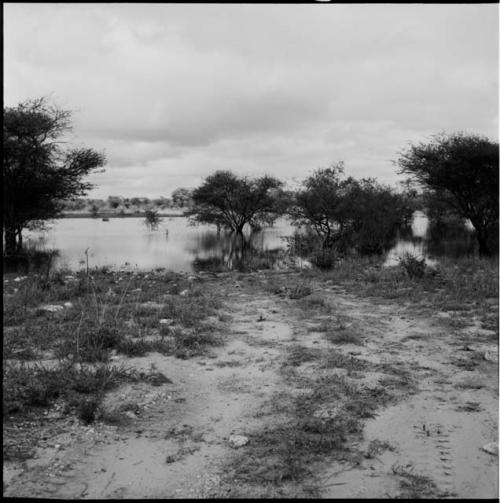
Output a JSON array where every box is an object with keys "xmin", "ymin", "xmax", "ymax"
[{"xmin": 4, "ymin": 4, "xmax": 498, "ymax": 197}]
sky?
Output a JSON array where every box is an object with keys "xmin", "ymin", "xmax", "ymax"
[{"xmin": 4, "ymin": 3, "xmax": 499, "ymax": 199}]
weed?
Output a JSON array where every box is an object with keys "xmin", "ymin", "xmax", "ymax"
[
  {"xmin": 282, "ymin": 345, "xmax": 322, "ymax": 368},
  {"xmin": 320, "ymin": 350, "xmax": 367, "ymax": 372},
  {"xmin": 3, "ymin": 361, "xmax": 133, "ymax": 419},
  {"xmin": 392, "ymin": 464, "xmax": 439, "ymax": 498},
  {"xmin": 365, "ymin": 439, "xmax": 397, "ymax": 459},
  {"xmin": 289, "ymin": 283, "xmax": 312, "ymax": 299},
  {"xmin": 399, "ymin": 253, "xmax": 427, "ymax": 279}
]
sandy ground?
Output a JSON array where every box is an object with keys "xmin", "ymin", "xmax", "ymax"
[{"xmin": 3, "ymin": 272, "xmax": 498, "ymax": 498}]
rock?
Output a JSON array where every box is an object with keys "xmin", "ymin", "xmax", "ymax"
[
  {"xmin": 179, "ymin": 289, "xmax": 189, "ymax": 296},
  {"xmin": 131, "ymin": 288, "xmax": 142, "ymax": 293},
  {"xmin": 14, "ymin": 276, "xmax": 27, "ymax": 282},
  {"xmin": 483, "ymin": 351, "xmax": 499, "ymax": 363},
  {"xmin": 140, "ymin": 301, "xmax": 164, "ymax": 310},
  {"xmin": 159, "ymin": 318, "xmax": 174, "ymax": 326},
  {"xmin": 228, "ymin": 435, "xmax": 249, "ymax": 448},
  {"xmin": 39, "ymin": 304, "xmax": 64, "ymax": 313},
  {"xmin": 63, "ymin": 302, "xmax": 73, "ymax": 309},
  {"xmin": 124, "ymin": 411, "xmax": 137, "ymax": 420},
  {"xmin": 481, "ymin": 443, "xmax": 498, "ymax": 456}
]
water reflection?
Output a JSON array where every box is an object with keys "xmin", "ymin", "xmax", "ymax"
[
  {"xmin": 384, "ymin": 211, "xmax": 476, "ymax": 266},
  {"xmin": 187, "ymin": 229, "xmax": 285, "ymax": 272},
  {"xmin": 23, "ymin": 212, "xmax": 479, "ymax": 273}
]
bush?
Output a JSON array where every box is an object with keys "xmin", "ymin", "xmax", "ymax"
[{"xmin": 399, "ymin": 253, "xmax": 426, "ymax": 279}]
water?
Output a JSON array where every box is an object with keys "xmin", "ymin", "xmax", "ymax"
[
  {"xmin": 25, "ymin": 212, "xmax": 476, "ymax": 273},
  {"xmin": 25, "ymin": 217, "xmax": 296, "ymax": 272}
]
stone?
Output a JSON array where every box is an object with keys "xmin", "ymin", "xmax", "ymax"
[
  {"xmin": 159, "ymin": 318, "xmax": 174, "ymax": 326},
  {"xmin": 140, "ymin": 301, "xmax": 164, "ymax": 310},
  {"xmin": 228, "ymin": 435, "xmax": 249, "ymax": 448},
  {"xmin": 481, "ymin": 443, "xmax": 498, "ymax": 456},
  {"xmin": 179, "ymin": 289, "xmax": 189, "ymax": 296},
  {"xmin": 39, "ymin": 304, "xmax": 64, "ymax": 313},
  {"xmin": 483, "ymin": 351, "xmax": 499, "ymax": 363},
  {"xmin": 63, "ymin": 302, "xmax": 73, "ymax": 309}
]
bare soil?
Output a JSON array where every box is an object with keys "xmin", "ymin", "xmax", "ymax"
[{"xmin": 3, "ymin": 271, "xmax": 498, "ymax": 498}]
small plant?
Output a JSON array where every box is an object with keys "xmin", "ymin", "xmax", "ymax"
[
  {"xmin": 289, "ymin": 283, "xmax": 312, "ymax": 299},
  {"xmin": 144, "ymin": 209, "xmax": 163, "ymax": 231},
  {"xmin": 399, "ymin": 252, "xmax": 426, "ymax": 279}
]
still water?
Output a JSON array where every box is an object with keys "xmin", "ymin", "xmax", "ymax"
[
  {"xmin": 26, "ymin": 212, "xmax": 476, "ymax": 272},
  {"xmin": 26, "ymin": 217, "xmax": 295, "ymax": 272}
]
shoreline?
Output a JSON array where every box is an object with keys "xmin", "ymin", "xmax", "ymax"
[{"xmin": 59, "ymin": 212, "xmax": 187, "ymax": 219}]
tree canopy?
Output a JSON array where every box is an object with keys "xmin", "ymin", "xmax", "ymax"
[
  {"xmin": 188, "ymin": 170, "xmax": 284, "ymax": 236},
  {"xmin": 396, "ymin": 132, "xmax": 499, "ymax": 256},
  {"xmin": 171, "ymin": 188, "xmax": 194, "ymax": 208},
  {"xmin": 290, "ymin": 163, "xmax": 414, "ymax": 261},
  {"xmin": 3, "ymin": 97, "xmax": 106, "ymax": 254}
]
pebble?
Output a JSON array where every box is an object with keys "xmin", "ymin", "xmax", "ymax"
[{"xmin": 228, "ymin": 435, "xmax": 249, "ymax": 448}]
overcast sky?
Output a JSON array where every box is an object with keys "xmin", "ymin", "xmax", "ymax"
[{"xmin": 4, "ymin": 3, "xmax": 499, "ymax": 199}]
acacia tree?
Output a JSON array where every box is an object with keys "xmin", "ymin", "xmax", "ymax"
[
  {"xmin": 290, "ymin": 163, "xmax": 354, "ymax": 252},
  {"xmin": 397, "ymin": 132, "xmax": 499, "ymax": 256},
  {"xmin": 188, "ymin": 171, "xmax": 284, "ymax": 237},
  {"xmin": 3, "ymin": 98, "xmax": 106, "ymax": 254},
  {"xmin": 171, "ymin": 188, "xmax": 194, "ymax": 209},
  {"xmin": 290, "ymin": 163, "xmax": 414, "ymax": 262},
  {"xmin": 144, "ymin": 209, "xmax": 163, "ymax": 231}
]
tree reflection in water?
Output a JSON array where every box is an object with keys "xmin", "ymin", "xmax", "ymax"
[{"xmin": 187, "ymin": 228, "xmax": 284, "ymax": 272}]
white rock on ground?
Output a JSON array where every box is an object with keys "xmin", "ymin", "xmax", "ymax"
[
  {"xmin": 228, "ymin": 435, "xmax": 249, "ymax": 448},
  {"xmin": 39, "ymin": 305, "xmax": 64, "ymax": 313}
]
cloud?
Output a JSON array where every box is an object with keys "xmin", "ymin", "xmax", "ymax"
[{"xmin": 4, "ymin": 4, "xmax": 498, "ymax": 198}]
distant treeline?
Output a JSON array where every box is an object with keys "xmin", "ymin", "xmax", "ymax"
[{"xmin": 62, "ymin": 188, "xmax": 194, "ymax": 216}]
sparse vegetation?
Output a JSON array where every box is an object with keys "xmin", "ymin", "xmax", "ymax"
[{"xmin": 3, "ymin": 268, "xmax": 226, "ymax": 426}]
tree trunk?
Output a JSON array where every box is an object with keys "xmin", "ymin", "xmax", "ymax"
[
  {"xmin": 4, "ymin": 226, "xmax": 18, "ymax": 256},
  {"xmin": 477, "ymin": 231, "xmax": 492, "ymax": 257},
  {"xmin": 16, "ymin": 226, "xmax": 23, "ymax": 252}
]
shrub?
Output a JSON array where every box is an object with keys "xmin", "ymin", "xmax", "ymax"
[{"xmin": 399, "ymin": 253, "xmax": 426, "ymax": 279}]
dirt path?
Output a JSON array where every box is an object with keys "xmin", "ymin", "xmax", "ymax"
[{"xmin": 4, "ymin": 272, "xmax": 498, "ymax": 498}]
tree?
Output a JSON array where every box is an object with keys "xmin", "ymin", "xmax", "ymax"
[
  {"xmin": 171, "ymin": 188, "xmax": 194, "ymax": 209},
  {"xmin": 343, "ymin": 178, "xmax": 415, "ymax": 255},
  {"xmin": 3, "ymin": 98, "xmax": 106, "ymax": 254},
  {"xmin": 107, "ymin": 195, "xmax": 122, "ymax": 209},
  {"xmin": 290, "ymin": 163, "xmax": 354, "ymax": 253},
  {"xmin": 144, "ymin": 209, "xmax": 162, "ymax": 231},
  {"xmin": 188, "ymin": 171, "xmax": 284, "ymax": 237},
  {"xmin": 397, "ymin": 132, "xmax": 499, "ymax": 256},
  {"xmin": 290, "ymin": 163, "xmax": 413, "ymax": 263}
]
